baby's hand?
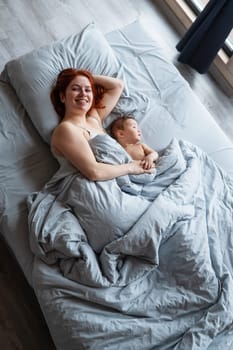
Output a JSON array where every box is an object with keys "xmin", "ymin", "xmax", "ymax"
[{"xmin": 142, "ymin": 154, "xmax": 157, "ymax": 170}]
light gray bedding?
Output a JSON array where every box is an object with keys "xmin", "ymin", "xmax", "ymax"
[
  {"xmin": 0, "ymin": 19, "xmax": 233, "ymax": 350},
  {"xmin": 0, "ymin": 80, "xmax": 58, "ymax": 281},
  {"xmin": 28, "ymin": 136, "xmax": 233, "ymax": 349}
]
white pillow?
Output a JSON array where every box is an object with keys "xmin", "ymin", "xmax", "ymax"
[{"xmin": 5, "ymin": 23, "xmax": 121, "ymax": 143}]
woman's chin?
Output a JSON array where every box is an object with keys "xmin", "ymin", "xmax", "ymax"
[{"xmin": 75, "ymin": 104, "xmax": 90, "ymax": 112}]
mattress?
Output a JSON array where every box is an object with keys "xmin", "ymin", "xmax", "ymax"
[{"xmin": 0, "ymin": 19, "xmax": 233, "ymax": 350}]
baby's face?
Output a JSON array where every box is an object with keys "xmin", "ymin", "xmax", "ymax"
[{"xmin": 123, "ymin": 119, "xmax": 142, "ymax": 143}]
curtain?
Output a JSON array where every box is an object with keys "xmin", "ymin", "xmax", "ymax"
[{"xmin": 176, "ymin": 0, "xmax": 233, "ymax": 73}]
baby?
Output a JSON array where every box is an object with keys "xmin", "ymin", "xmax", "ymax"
[
  {"xmin": 110, "ymin": 115, "xmax": 159, "ymax": 170},
  {"xmin": 106, "ymin": 115, "xmax": 159, "ymax": 195}
]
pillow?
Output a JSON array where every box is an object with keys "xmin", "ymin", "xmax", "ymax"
[{"xmin": 4, "ymin": 22, "xmax": 122, "ymax": 143}]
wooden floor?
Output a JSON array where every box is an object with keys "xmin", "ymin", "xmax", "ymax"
[
  {"xmin": 0, "ymin": 0, "xmax": 233, "ymax": 349},
  {"xmin": 0, "ymin": 237, "xmax": 56, "ymax": 350}
]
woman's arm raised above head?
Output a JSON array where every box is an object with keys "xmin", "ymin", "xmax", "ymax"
[
  {"xmin": 51, "ymin": 122, "xmax": 151, "ymax": 181},
  {"xmin": 92, "ymin": 75, "xmax": 124, "ymax": 122}
]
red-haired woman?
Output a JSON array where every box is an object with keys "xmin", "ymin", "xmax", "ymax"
[{"xmin": 50, "ymin": 68, "xmax": 151, "ymax": 181}]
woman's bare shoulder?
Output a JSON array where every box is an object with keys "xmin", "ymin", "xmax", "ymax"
[
  {"xmin": 51, "ymin": 121, "xmax": 88, "ymax": 157},
  {"xmin": 52, "ymin": 121, "xmax": 77, "ymax": 137},
  {"xmin": 52, "ymin": 122, "xmax": 83, "ymax": 148},
  {"xmin": 54, "ymin": 120, "xmax": 74, "ymax": 130}
]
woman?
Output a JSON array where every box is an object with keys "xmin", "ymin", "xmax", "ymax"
[
  {"xmin": 47, "ymin": 68, "xmax": 153, "ymax": 253},
  {"xmin": 50, "ymin": 68, "xmax": 152, "ymax": 180}
]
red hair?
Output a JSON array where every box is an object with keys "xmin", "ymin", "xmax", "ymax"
[{"xmin": 50, "ymin": 68, "xmax": 105, "ymax": 119}]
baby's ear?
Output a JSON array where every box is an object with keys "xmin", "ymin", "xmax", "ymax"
[{"xmin": 116, "ymin": 129, "xmax": 124, "ymax": 139}]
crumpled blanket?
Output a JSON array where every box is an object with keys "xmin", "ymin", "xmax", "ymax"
[
  {"xmin": 28, "ymin": 136, "xmax": 189, "ymax": 261},
  {"xmin": 28, "ymin": 136, "xmax": 233, "ymax": 349}
]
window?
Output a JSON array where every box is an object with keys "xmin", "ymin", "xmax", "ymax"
[
  {"xmin": 185, "ymin": 0, "xmax": 233, "ymax": 56},
  {"xmin": 161, "ymin": 0, "xmax": 233, "ymax": 95}
]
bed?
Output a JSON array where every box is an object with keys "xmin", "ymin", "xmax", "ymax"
[{"xmin": 0, "ymin": 18, "xmax": 233, "ymax": 350}]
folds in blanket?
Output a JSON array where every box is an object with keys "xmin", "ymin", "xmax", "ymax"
[
  {"xmin": 28, "ymin": 190, "xmax": 154, "ymax": 287},
  {"xmin": 28, "ymin": 192, "xmax": 111, "ymax": 287},
  {"xmin": 99, "ymin": 196, "xmax": 194, "ymax": 285},
  {"xmin": 27, "ymin": 191, "xmax": 155, "ymax": 287},
  {"xmin": 28, "ymin": 193, "xmax": 194, "ymax": 288},
  {"xmin": 28, "ymin": 192, "xmax": 88, "ymax": 263},
  {"xmin": 27, "ymin": 138, "xmax": 199, "ymax": 288}
]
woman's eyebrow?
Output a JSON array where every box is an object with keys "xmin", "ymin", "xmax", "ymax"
[{"xmin": 71, "ymin": 83, "xmax": 91, "ymax": 88}]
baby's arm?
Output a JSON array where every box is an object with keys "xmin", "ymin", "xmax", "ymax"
[{"xmin": 141, "ymin": 143, "xmax": 159, "ymax": 170}]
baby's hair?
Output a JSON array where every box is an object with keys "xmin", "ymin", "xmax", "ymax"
[{"xmin": 110, "ymin": 115, "xmax": 136, "ymax": 139}]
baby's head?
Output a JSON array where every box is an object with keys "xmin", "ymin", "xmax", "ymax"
[{"xmin": 110, "ymin": 115, "xmax": 142, "ymax": 145}]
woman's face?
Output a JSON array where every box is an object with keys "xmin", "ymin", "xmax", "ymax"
[{"xmin": 61, "ymin": 75, "xmax": 94, "ymax": 115}]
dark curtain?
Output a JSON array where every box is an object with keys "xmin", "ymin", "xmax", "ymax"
[{"xmin": 176, "ymin": 0, "xmax": 233, "ymax": 73}]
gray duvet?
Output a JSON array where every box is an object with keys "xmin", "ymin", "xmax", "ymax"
[{"xmin": 28, "ymin": 135, "xmax": 233, "ymax": 349}]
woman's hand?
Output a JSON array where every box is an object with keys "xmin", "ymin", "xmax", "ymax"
[{"xmin": 128, "ymin": 160, "xmax": 154, "ymax": 175}]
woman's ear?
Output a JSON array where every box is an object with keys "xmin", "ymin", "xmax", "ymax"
[{"xmin": 60, "ymin": 93, "xmax": 65, "ymax": 103}]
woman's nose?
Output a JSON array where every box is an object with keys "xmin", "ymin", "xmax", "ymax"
[{"xmin": 78, "ymin": 88, "xmax": 86, "ymax": 95}]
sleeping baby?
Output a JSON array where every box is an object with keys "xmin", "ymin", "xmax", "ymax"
[
  {"xmin": 89, "ymin": 116, "xmax": 159, "ymax": 196},
  {"xmin": 110, "ymin": 115, "xmax": 159, "ymax": 170}
]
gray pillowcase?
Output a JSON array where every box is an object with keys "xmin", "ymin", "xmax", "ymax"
[{"xmin": 4, "ymin": 22, "xmax": 122, "ymax": 143}]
